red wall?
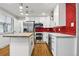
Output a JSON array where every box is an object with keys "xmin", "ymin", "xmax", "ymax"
[{"xmin": 35, "ymin": 3, "xmax": 76, "ymax": 35}]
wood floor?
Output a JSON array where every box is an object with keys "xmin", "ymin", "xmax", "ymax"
[
  {"xmin": 0, "ymin": 45, "xmax": 9, "ymax": 56},
  {"xmin": 0, "ymin": 41, "xmax": 53, "ymax": 56},
  {"xmin": 32, "ymin": 41, "xmax": 53, "ymax": 56}
]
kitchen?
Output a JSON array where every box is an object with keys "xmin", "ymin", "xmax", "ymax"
[{"xmin": 0, "ymin": 3, "xmax": 78, "ymax": 56}]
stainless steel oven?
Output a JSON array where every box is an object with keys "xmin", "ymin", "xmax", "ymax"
[{"xmin": 34, "ymin": 23, "xmax": 43, "ymax": 41}]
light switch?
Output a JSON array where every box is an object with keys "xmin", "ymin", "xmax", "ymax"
[
  {"xmin": 58, "ymin": 28, "xmax": 60, "ymax": 31},
  {"xmin": 54, "ymin": 29, "xmax": 55, "ymax": 31},
  {"xmin": 71, "ymin": 22, "xmax": 74, "ymax": 27}
]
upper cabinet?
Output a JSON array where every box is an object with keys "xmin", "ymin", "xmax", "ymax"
[
  {"xmin": 53, "ymin": 4, "xmax": 59, "ymax": 26},
  {"xmin": 53, "ymin": 4, "xmax": 66, "ymax": 26},
  {"xmin": 0, "ymin": 15, "xmax": 5, "ymax": 23},
  {"xmin": 59, "ymin": 3, "xmax": 66, "ymax": 26},
  {"xmin": 0, "ymin": 15, "xmax": 11, "ymax": 24},
  {"xmin": 5, "ymin": 16, "xmax": 12, "ymax": 24},
  {"xmin": 0, "ymin": 14, "xmax": 14, "ymax": 33}
]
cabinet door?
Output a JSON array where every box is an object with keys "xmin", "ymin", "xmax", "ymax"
[
  {"xmin": 49, "ymin": 33, "xmax": 56, "ymax": 56},
  {"xmin": 59, "ymin": 3, "xmax": 66, "ymax": 26},
  {"xmin": 53, "ymin": 4, "xmax": 66, "ymax": 26},
  {"xmin": 29, "ymin": 35, "xmax": 34, "ymax": 55},
  {"xmin": 10, "ymin": 37, "xmax": 30, "ymax": 56},
  {"xmin": 43, "ymin": 32, "xmax": 48, "ymax": 44},
  {"xmin": 56, "ymin": 37, "xmax": 76, "ymax": 56},
  {"xmin": 51, "ymin": 36, "xmax": 56, "ymax": 56},
  {"xmin": 53, "ymin": 4, "xmax": 59, "ymax": 26}
]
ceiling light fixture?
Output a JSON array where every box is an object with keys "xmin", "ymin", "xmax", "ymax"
[
  {"xmin": 19, "ymin": 6, "xmax": 23, "ymax": 9},
  {"xmin": 19, "ymin": 3, "xmax": 23, "ymax": 9},
  {"xmin": 42, "ymin": 12, "xmax": 46, "ymax": 15},
  {"xmin": 20, "ymin": 13, "xmax": 23, "ymax": 15}
]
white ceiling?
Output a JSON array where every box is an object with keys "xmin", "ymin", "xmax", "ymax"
[{"xmin": 0, "ymin": 3, "xmax": 57, "ymax": 18}]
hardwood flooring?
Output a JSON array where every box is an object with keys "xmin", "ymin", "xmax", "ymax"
[
  {"xmin": 0, "ymin": 45, "xmax": 9, "ymax": 56},
  {"xmin": 0, "ymin": 41, "xmax": 53, "ymax": 56},
  {"xmin": 32, "ymin": 41, "xmax": 53, "ymax": 56}
]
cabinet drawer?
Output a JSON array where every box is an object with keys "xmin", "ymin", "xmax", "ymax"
[
  {"xmin": 51, "ymin": 47, "xmax": 56, "ymax": 56},
  {"xmin": 50, "ymin": 36, "xmax": 56, "ymax": 40},
  {"xmin": 51, "ymin": 43, "xmax": 55, "ymax": 47},
  {"xmin": 51, "ymin": 40, "xmax": 55, "ymax": 43},
  {"xmin": 51, "ymin": 38, "xmax": 56, "ymax": 42},
  {"xmin": 52, "ymin": 48, "xmax": 54, "ymax": 52},
  {"xmin": 51, "ymin": 48, "xmax": 55, "ymax": 55},
  {"xmin": 51, "ymin": 37, "xmax": 55, "ymax": 39},
  {"xmin": 51, "ymin": 43, "xmax": 56, "ymax": 49}
]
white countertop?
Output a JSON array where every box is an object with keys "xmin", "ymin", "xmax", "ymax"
[
  {"xmin": 3, "ymin": 32, "xmax": 33, "ymax": 37},
  {"xmin": 36, "ymin": 32, "xmax": 75, "ymax": 37},
  {"xmin": 49, "ymin": 33, "xmax": 75, "ymax": 37}
]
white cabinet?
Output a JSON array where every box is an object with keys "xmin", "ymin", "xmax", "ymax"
[
  {"xmin": 43, "ymin": 32, "xmax": 48, "ymax": 44},
  {"xmin": 28, "ymin": 35, "xmax": 34, "ymax": 55},
  {"xmin": 53, "ymin": 4, "xmax": 59, "ymax": 26},
  {"xmin": 9, "ymin": 35, "xmax": 34, "ymax": 56},
  {"xmin": 59, "ymin": 3, "xmax": 66, "ymax": 26},
  {"xmin": 5, "ymin": 16, "xmax": 11, "ymax": 24},
  {"xmin": 49, "ymin": 33, "xmax": 76, "ymax": 56},
  {"xmin": 10, "ymin": 37, "xmax": 29, "ymax": 56},
  {"xmin": 49, "ymin": 34, "xmax": 56, "ymax": 55},
  {"xmin": 53, "ymin": 4, "xmax": 66, "ymax": 26},
  {"xmin": 0, "ymin": 15, "xmax": 11, "ymax": 24},
  {"xmin": 0, "ymin": 15, "xmax": 5, "ymax": 23}
]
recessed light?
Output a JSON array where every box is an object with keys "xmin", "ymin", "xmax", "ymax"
[
  {"xmin": 25, "ymin": 13, "xmax": 29, "ymax": 16},
  {"xmin": 42, "ymin": 13, "xmax": 46, "ymax": 15},
  {"xmin": 20, "ymin": 13, "xmax": 23, "ymax": 15},
  {"xmin": 19, "ymin": 6, "xmax": 23, "ymax": 9},
  {"xmin": 71, "ymin": 22, "xmax": 74, "ymax": 27}
]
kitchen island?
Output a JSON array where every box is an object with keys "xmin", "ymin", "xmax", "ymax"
[{"xmin": 3, "ymin": 32, "xmax": 34, "ymax": 56}]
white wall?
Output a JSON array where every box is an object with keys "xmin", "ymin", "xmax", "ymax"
[{"xmin": 76, "ymin": 4, "xmax": 79, "ymax": 56}]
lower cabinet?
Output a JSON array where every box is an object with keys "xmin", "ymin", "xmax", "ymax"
[
  {"xmin": 49, "ymin": 33, "xmax": 76, "ymax": 56},
  {"xmin": 9, "ymin": 35, "xmax": 34, "ymax": 56},
  {"xmin": 29, "ymin": 35, "xmax": 34, "ymax": 55},
  {"xmin": 49, "ymin": 35, "xmax": 56, "ymax": 55},
  {"xmin": 43, "ymin": 32, "xmax": 48, "ymax": 44}
]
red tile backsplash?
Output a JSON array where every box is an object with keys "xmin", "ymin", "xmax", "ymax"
[
  {"xmin": 66, "ymin": 3, "xmax": 76, "ymax": 35},
  {"xmin": 35, "ymin": 3, "xmax": 76, "ymax": 35}
]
